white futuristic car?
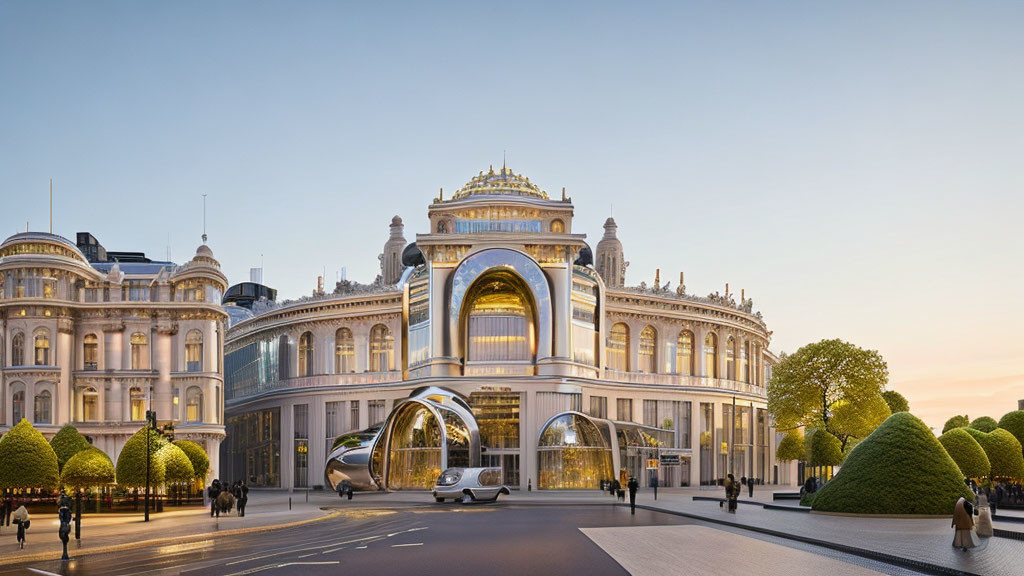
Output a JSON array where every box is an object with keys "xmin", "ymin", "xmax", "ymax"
[{"xmin": 432, "ymin": 467, "xmax": 510, "ymax": 503}]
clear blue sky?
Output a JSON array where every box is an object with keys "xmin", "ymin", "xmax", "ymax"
[{"xmin": 2, "ymin": 1, "xmax": 1022, "ymax": 428}]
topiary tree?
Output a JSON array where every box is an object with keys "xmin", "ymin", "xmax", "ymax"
[
  {"xmin": 963, "ymin": 427, "xmax": 1024, "ymax": 479},
  {"xmin": 776, "ymin": 431, "xmax": 805, "ymax": 461},
  {"xmin": 61, "ymin": 448, "xmax": 115, "ymax": 490},
  {"xmin": 157, "ymin": 443, "xmax": 195, "ymax": 486},
  {"xmin": 881, "ymin": 390, "xmax": 909, "ymax": 414},
  {"xmin": 831, "ymin": 395, "xmax": 890, "ymax": 451},
  {"xmin": 997, "ymin": 411, "xmax": 1024, "ymax": 448},
  {"xmin": 938, "ymin": 428, "xmax": 990, "ymax": 479},
  {"xmin": 172, "ymin": 440, "xmax": 210, "ymax": 481},
  {"xmin": 115, "ymin": 426, "xmax": 168, "ymax": 488},
  {"xmin": 805, "ymin": 428, "xmax": 843, "ymax": 467},
  {"xmin": 0, "ymin": 419, "xmax": 60, "ymax": 490},
  {"xmin": 943, "ymin": 415, "xmax": 970, "ymax": 434},
  {"xmin": 969, "ymin": 416, "xmax": 998, "ymax": 433},
  {"xmin": 50, "ymin": 424, "xmax": 93, "ymax": 473},
  {"xmin": 810, "ymin": 413, "xmax": 974, "ymax": 514}
]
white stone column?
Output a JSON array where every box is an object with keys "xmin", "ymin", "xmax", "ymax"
[
  {"xmin": 309, "ymin": 396, "xmax": 326, "ymax": 487},
  {"xmin": 154, "ymin": 328, "xmax": 173, "ymax": 422},
  {"xmin": 57, "ymin": 327, "xmax": 73, "ymax": 425},
  {"xmin": 522, "ymin": 389, "xmax": 536, "ymax": 491},
  {"xmin": 281, "ymin": 402, "xmax": 294, "ymax": 490},
  {"xmin": 109, "ymin": 380, "xmax": 123, "ymax": 423},
  {"xmin": 204, "ymin": 322, "xmax": 217, "ymax": 374},
  {"xmin": 205, "ymin": 379, "xmax": 217, "ymax": 423}
]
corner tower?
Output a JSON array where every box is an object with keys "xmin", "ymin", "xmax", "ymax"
[
  {"xmin": 380, "ymin": 215, "xmax": 406, "ymax": 285},
  {"xmin": 595, "ymin": 217, "xmax": 626, "ymax": 287}
]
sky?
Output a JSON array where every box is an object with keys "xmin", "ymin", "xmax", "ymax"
[{"xmin": 2, "ymin": 1, "xmax": 1022, "ymax": 431}]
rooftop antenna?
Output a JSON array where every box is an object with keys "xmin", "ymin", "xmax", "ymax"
[
  {"xmin": 49, "ymin": 179, "xmax": 53, "ymax": 234},
  {"xmin": 166, "ymin": 232, "xmax": 171, "ymax": 261},
  {"xmin": 201, "ymin": 193, "xmax": 208, "ymax": 244},
  {"xmin": 503, "ymin": 150, "xmax": 506, "ymax": 171}
]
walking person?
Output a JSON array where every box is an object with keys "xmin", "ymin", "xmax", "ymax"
[
  {"xmin": 1, "ymin": 491, "xmax": 10, "ymax": 527},
  {"xmin": 13, "ymin": 503, "xmax": 29, "ymax": 549},
  {"xmin": 627, "ymin": 476, "xmax": 639, "ymax": 515},
  {"xmin": 952, "ymin": 496, "xmax": 978, "ymax": 551},
  {"xmin": 208, "ymin": 479, "xmax": 221, "ymax": 518},
  {"xmin": 58, "ymin": 496, "xmax": 72, "ymax": 560},
  {"xmin": 725, "ymin": 474, "xmax": 739, "ymax": 513},
  {"xmin": 748, "ymin": 477, "xmax": 755, "ymax": 498},
  {"xmin": 237, "ymin": 482, "xmax": 248, "ymax": 517}
]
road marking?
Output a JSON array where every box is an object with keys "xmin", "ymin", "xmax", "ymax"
[
  {"xmin": 391, "ymin": 543, "xmax": 423, "ymax": 547},
  {"xmin": 28, "ymin": 569, "xmax": 63, "ymax": 576},
  {"xmin": 298, "ymin": 553, "xmax": 317, "ymax": 558},
  {"xmin": 355, "ymin": 546, "xmax": 367, "ymax": 549}
]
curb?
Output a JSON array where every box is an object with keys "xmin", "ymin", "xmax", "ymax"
[
  {"xmin": 691, "ymin": 496, "xmax": 810, "ymax": 513},
  {"xmin": 0, "ymin": 509, "xmax": 341, "ymax": 567}
]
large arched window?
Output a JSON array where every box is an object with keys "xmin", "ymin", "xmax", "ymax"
[
  {"xmin": 82, "ymin": 387, "xmax": 99, "ymax": 421},
  {"xmin": 131, "ymin": 332, "xmax": 149, "ymax": 370},
  {"xmin": 726, "ymin": 336, "xmax": 736, "ymax": 380},
  {"xmin": 538, "ymin": 413, "xmax": 613, "ymax": 489},
  {"xmin": 84, "ymin": 334, "xmax": 99, "ymax": 370},
  {"xmin": 185, "ymin": 330, "xmax": 203, "ymax": 372},
  {"xmin": 34, "ymin": 389, "xmax": 51, "ymax": 424},
  {"xmin": 676, "ymin": 330, "xmax": 694, "ymax": 376},
  {"xmin": 186, "ymin": 386, "xmax": 204, "ymax": 423},
  {"xmin": 34, "ymin": 332, "xmax": 50, "ymax": 365},
  {"xmin": 11, "ymin": 333, "xmax": 24, "ymax": 366},
  {"xmin": 704, "ymin": 332, "xmax": 718, "ymax": 379},
  {"xmin": 12, "ymin": 389, "xmax": 25, "ymax": 422},
  {"xmin": 298, "ymin": 331, "xmax": 314, "ymax": 377},
  {"xmin": 335, "ymin": 328, "xmax": 354, "ymax": 373},
  {"xmin": 742, "ymin": 341, "xmax": 751, "ymax": 383},
  {"xmin": 607, "ymin": 323, "xmax": 629, "ymax": 371},
  {"xmin": 369, "ymin": 324, "xmax": 393, "ymax": 372},
  {"xmin": 638, "ymin": 326, "xmax": 657, "ymax": 373},
  {"xmin": 130, "ymin": 386, "xmax": 146, "ymax": 421}
]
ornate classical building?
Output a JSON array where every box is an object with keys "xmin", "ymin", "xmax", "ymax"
[
  {"xmin": 223, "ymin": 165, "xmax": 778, "ymax": 491},
  {"xmin": 0, "ymin": 232, "xmax": 228, "ymax": 477}
]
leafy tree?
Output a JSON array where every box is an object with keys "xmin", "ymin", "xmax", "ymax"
[
  {"xmin": 768, "ymin": 339, "xmax": 888, "ymax": 451},
  {"xmin": 115, "ymin": 426, "xmax": 168, "ymax": 488},
  {"xmin": 938, "ymin": 428, "xmax": 990, "ymax": 479},
  {"xmin": 809, "ymin": 413, "xmax": 974, "ymax": 514},
  {"xmin": 50, "ymin": 424, "xmax": 92, "ymax": 472},
  {"xmin": 881, "ymin": 390, "xmax": 909, "ymax": 414},
  {"xmin": 172, "ymin": 440, "xmax": 210, "ymax": 481},
  {"xmin": 969, "ymin": 416, "xmax": 998, "ymax": 433},
  {"xmin": 776, "ymin": 431, "xmax": 804, "ymax": 461},
  {"xmin": 963, "ymin": 427, "xmax": 1024, "ymax": 479},
  {"xmin": 158, "ymin": 443, "xmax": 195, "ymax": 485},
  {"xmin": 831, "ymin": 395, "xmax": 891, "ymax": 450},
  {"xmin": 997, "ymin": 411, "xmax": 1024, "ymax": 448},
  {"xmin": 942, "ymin": 415, "xmax": 970, "ymax": 434},
  {"xmin": 0, "ymin": 419, "xmax": 60, "ymax": 490},
  {"xmin": 61, "ymin": 448, "xmax": 115, "ymax": 489},
  {"xmin": 805, "ymin": 428, "xmax": 843, "ymax": 467}
]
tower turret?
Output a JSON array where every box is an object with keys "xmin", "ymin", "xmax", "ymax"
[
  {"xmin": 380, "ymin": 215, "xmax": 406, "ymax": 285},
  {"xmin": 595, "ymin": 217, "xmax": 627, "ymax": 287}
]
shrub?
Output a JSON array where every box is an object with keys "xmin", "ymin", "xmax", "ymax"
[
  {"xmin": 115, "ymin": 426, "xmax": 168, "ymax": 488},
  {"xmin": 805, "ymin": 429, "xmax": 843, "ymax": 467},
  {"xmin": 997, "ymin": 411, "xmax": 1024, "ymax": 448},
  {"xmin": 938, "ymin": 428, "xmax": 990, "ymax": 479},
  {"xmin": 0, "ymin": 419, "xmax": 60, "ymax": 490},
  {"xmin": 158, "ymin": 443, "xmax": 195, "ymax": 485},
  {"xmin": 969, "ymin": 416, "xmax": 998, "ymax": 433},
  {"xmin": 881, "ymin": 390, "xmax": 909, "ymax": 414},
  {"xmin": 963, "ymin": 427, "xmax": 1024, "ymax": 479},
  {"xmin": 942, "ymin": 415, "xmax": 970, "ymax": 434},
  {"xmin": 172, "ymin": 440, "xmax": 210, "ymax": 480},
  {"xmin": 776, "ymin": 431, "xmax": 804, "ymax": 461},
  {"xmin": 61, "ymin": 448, "xmax": 115, "ymax": 489},
  {"xmin": 809, "ymin": 412, "xmax": 973, "ymax": 514},
  {"xmin": 50, "ymin": 424, "xmax": 93, "ymax": 473}
]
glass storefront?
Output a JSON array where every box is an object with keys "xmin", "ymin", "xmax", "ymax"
[
  {"xmin": 470, "ymin": 389, "xmax": 520, "ymax": 488},
  {"xmin": 223, "ymin": 407, "xmax": 281, "ymax": 487},
  {"xmin": 387, "ymin": 404, "xmax": 443, "ymax": 490},
  {"xmin": 700, "ymin": 403, "xmax": 715, "ymax": 485},
  {"xmin": 538, "ymin": 413, "xmax": 613, "ymax": 489}
]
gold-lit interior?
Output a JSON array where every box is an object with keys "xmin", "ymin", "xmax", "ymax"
[
  {"xmin": 387, "ymin": 405, "xmax": 443, "ymax": 490},
  {"xmin": 538, "ymin": 414, "xmax": 613, "ymax": 489},
  {"xmin": 463, "ymin": 273, "xmax": 535, "ymax": 363}
]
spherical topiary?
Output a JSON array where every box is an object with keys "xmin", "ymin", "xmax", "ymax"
[
  {"xmin": 942, "ymin": 415, "xmax": 970, "ymax": 434},
  {"xmin": 809, "ymin": 412, "xmax": 973, "ymax": 514},
  {"xmin": 881, "ymin": 390, "xmax": 909, "ymax": 414},
  {"xmin": 969, "ymin": 416, "xmax": 998, "ymax": 433},
  {"xmin": 938, "ymin": 428, "xmax": 990, "ymax": 479},
  {"xmin": 997, "ymin": 411, "xmax": 1024, "ymax": 448},
  {"xmin": 805, "ymin": 429, "xmax": 843, "ymax": 467},
  {"xmin": 963, "ymin": 427, "xmax": 1024, "ymax": 479},
  {"xmin": 172, "ymin": 440, "xmax": 209, "ymax": 480},
  {"xmin": 776, "ymin": 431, "xmax": 804, "ymax": 462},
  {"xmin": 115, "ymin": 426, "xmax": 168, "ymax": 488},
  {"xmin": 157, "ymin": 443, "xmax": 195, "ymax": 485},
  {"xmin": 61, "ymin": 448, "xmax": 115, "ymax": 489},
  {"xmin": 0, "ymin": 419, "xmax": 60, "ymax": 490},
  {"xmin": 50, "ymin": 424, "xmax": 92, "ymax": 472}
]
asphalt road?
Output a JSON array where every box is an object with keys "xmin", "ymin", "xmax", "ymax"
[{"xmin": 0, "ymin": 504, "xmax": 688, "ymax": 576}]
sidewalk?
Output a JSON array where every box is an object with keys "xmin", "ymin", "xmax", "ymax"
[{"xmin": 0, "ymin": 490, "xmax": 336, "ymax": 566}]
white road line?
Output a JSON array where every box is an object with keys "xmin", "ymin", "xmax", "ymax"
[
  {"xmin": 355, "ymin": 545, "xmax": 367, "ymax": 549},
  {"xmin": 298, "ymin": 553, "xmax": 317, "ymax": 558},
  {"xmin": 28, "ymin": 569, "xmax": 63, "ymax": 576},
  {"xmin": 391, "ymin": 543, "xmax": 424, "ymax": 547}
]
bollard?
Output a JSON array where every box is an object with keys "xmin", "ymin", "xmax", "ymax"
[
  {"xmin": 305, "ymin": 490, "xmax": 308, "ymax": 503},
  {"xmin": 289, "ymin": 497, "xmax": 292, "ymax": 510},
  {"xmin": 74, "ymin": 491, "xmax": 81, "ymax": 540}
]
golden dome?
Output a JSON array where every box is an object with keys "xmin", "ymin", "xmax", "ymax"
[{"xmin": 451, "ymin": 165, "xmax": 548, "ymax": 200}]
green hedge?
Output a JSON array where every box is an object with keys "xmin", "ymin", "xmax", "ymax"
[
  {"xmin": 62, "ymin": 448, "xmax": 115, "ymax": 489},
  {"xmin": 172, "ymin": 440, "xmax": 210, "ymax": 480},
  {"xmin": 0, "ymin": 419, "xmax": 59, "ymax": 490},
  {"xmin": 115, "ymin": 426, "xmax": 168, "ymax": 488},
  {"xmin": 805, "ymin": 429, "xmax": 843, "ymax": 467},
  {"xmin": 810, "ymin": 412, "xmax": 973, "ymax": 514},
  {"xmin": 158, "ymin": 443, "xmax": 195, "ymax": 485},
  {"xmin": 938, "ymin": 428, "xmax": 990, "ymax": 479},
  {"xmin": 881, "ymin": 390, "xmax": 909, "ymax": 414},
  {"xmin": 963, "ymin": 427, "xmax": 1024, "ymax": 479},
  {"xmin": 776, "ymin": 431, "xmax": 804, "ymax": 461},
  {"xmin": 997, "ymin": 411, "xmax": 1024, "ymax": 448},
  {"xmin": 942, "ymin": 415, "xmax": 970, "ymax": 434},
  {"xmin": 50, "ymin": 424, "xmax": 93, "ymax": 473},
  {"xmin": 969, "ymin": 416, "xmax": 998, "ymax": 433}
]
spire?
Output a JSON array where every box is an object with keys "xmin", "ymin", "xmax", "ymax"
[{"xmin": 201, "ymin": 194, "xmax": 208, "ymax": 244}]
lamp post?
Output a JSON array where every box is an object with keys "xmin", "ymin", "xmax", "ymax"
[
  {"xmin": 144, "ymin": 410, "xmax": 156, "ymax": 522},
  {"xmin": 729, "ymin": 395, "xmax": 736, "ymax": 476}
]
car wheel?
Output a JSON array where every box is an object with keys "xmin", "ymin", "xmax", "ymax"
[{"xmin": 435, "ymin": 497, "xmax": 445, "ymax": 503}]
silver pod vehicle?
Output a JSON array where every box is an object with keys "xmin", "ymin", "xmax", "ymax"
[{"xmin": 433, "ymin": 467, "xmax": 510, "ymax": 503}]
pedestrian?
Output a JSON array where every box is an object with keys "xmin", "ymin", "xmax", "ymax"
[
  {"xmin": 748, "ymin": 477, "xmax": 755, "ymax": 498},
  {"xmin": 951, "ymin": 497, "xmax": 978, "ymax": 551},
  {"xmin": 58, "ymin": 497, "xmax": 72, "ymax": 560},
  {"xmin": 13, "ymin": 503, "xmax": 29, "ymax": 549},
  {"xmin": 627, "ymin": 476, "xmax": 639, "ymax": 515},
  {"xmin": 237, "ymin": 482, "xmax": 248, "ymax": 517},
  {"xmin": 1, "ymin": 491, "xmax": 10, "ymax": 527},
  {"xmin": 208, "ymin": 479, "xmax": 221, "ymax": 518},
  {"xmin": 725, "ymin": 474, "xmax": 739, "ymax": 513}
]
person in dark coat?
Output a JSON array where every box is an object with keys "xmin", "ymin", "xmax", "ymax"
[
  {"xmin": 58, "ymin": 497, "xmax": 72, "ymax": 560},
  {"xmin": 627, "ymin": 477, "xmax": 639, "ymax": 515},
  {"xmin": 237, "ymin": 482, "xmax": 249, "ymax": 517},
  {"xmin": 208, "ymin": 480, "xmax": 221, "ymax": 518},
  {"xmin": 725, "ymin": 474, "xmax": 739, "ymax": 512},
  {"xmin": 748, "ymin": 477, "xmax": 755, "ymax": 498}
]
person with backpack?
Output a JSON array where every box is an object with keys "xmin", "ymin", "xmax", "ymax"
[{"xmin": 13, "ymin": 503, "xmax": 29, "ymax": 549}]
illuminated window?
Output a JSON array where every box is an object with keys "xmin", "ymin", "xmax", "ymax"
[
  {"xmin": 538, "ymin": 413, "xmax": 613, "ymax": 490},
  {"xmin": 131, "ymin": 332, "xmax": 148, "ymax": 370},
  {"xmin": 82, "ymin": 387, "xmax": 99, "ymax": 422},
  {"xmin": 186, "ymin": 386, "xmax": 204, "ymax": 423},
  {"xmin": 676, "ymin": 331, "xmax": 694, "ymax": 376},
  {"xmin": 704, "ymin": 332, "xmax": 718, "ymax": 378},
  {"xmin": 130, "ymin": 387, "xmax": 147, "ymax": 421},
  {"xmin": 34, "ymin": 390, "xmax": 52, "ymax": 424},
  {"xmin": 369, "ymin": 324, "xmax": 393, "ymax": 372},
  {"xmin": 550, "ymin": 219, "xmax": 565, "ymax": 233},
  {"xmin": 466, "ymin": 279, "xmax": 532, "ymax": 363},
  {"xmin": 298, "ymin": 331, "xmax": 314, "ymax": 377},
  {"xmin": 742, "ymin": 341, "xmax": 751, "ymax": 383},
  {"xmin": 638, "ymin": 326, "xmax": 656, "ymax": 373},
  {"xmin": 12, "ymin": 389, "xmax": 25, "ymax": 422},
  {"xmin": 726, "ymin": 336, "xmax": 736, "ymax": 380},
  {"xmin": 84, "ymin": 334, "xmax": 99, "ymax": 370},
  {"xmin": 607, "ymin": 323, "xmax": 629, "ymax": 371},
  {"xmin": 334, "ymin": 328, "xmax": 354, "ymax": 373},
  {"xmin": 11, "ymin": 333, "xmax": 24, "ymax": 366},
  {"xmin": 34, "ymin": 332, "xmax": 50, "ymax": 365},
  {"xmin": 185, "ymin": 330, "xmax": 203, "ymax": 372}
]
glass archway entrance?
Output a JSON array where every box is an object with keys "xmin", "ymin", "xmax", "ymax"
[
  {"xmin": 538, "ymin": 412, "xmax": 613, "ymax": 489},
  {"xmin": 387, "ymin": 404, "xmax": 444, "ymax": 490}
]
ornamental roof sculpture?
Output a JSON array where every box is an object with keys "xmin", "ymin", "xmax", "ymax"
[{"xmin": 451, "ymin": 165, "xmax": 549, "ymax": 201}]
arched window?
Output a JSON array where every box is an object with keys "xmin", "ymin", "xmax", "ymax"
[
  {"xmin": 638, "ymin": 326, "xmax": 657, "ymax": 373},
  {"xmin": 130, "ymin": 387, "xmax": 146, "ymax": 421},
  {"xmin": 12, "ymin": 389, "xmax": 25, "ymax": 422},
  {"xmin": 676, "ymin": 331, "xmax": 694, "ymax": 376},
  {"xmin": 298, "ymin": 331, "xmax": 314, "ymax": 376},
  {"xmin": 11, "ymin": 333, "xmax": 24, "ymax": 366},
  {"xmin": 84, "ymin": 334, "xmax": 98, "ymax": 370},
  {"xmin": 82, "ymin": 387, "xmax": 99, "ymax": 421},
  {"xmin": 550, "ymin": 219, "xmax": 565, "ymax": 233},
  {"xmin": 726, "ymin": 336, "xmax": 736, "ymax": 380},
  {"xmin": 335, "ymin": 328, "xmax": 354, "ymax": 373},
  {"xmin": 464, "ymin": 275, "xmax": 534, "ymax": 363},
  {"xmin": 607, "ymin": 323, "xmax": 629, "ymax": 372},
  {"xmin": 742, "ymin": 341, "xmax": 751, "ymax": 383},
  {"xmin": 186, "ymin": 386, "xmax": 204, "ymax": 423},
  {"xmin": 34, "ymin": 389, "xmax": 51, "ymax": 424},
  {"xmin": 369, "ymin": 324, "xmax": 393, "ymax": 372},
  {"xmin": 131, "ymin": 332, "xmax": 148, "ymax": 370},
  {"xmin": 34, "ymin": 331, "xmax": 50, "ymax": 365},
  {"xmin": 185, "ymin": 330, "xmax": 203, "ymax": 372},
  {"xmin": 704, "ymin": 332, "xmax": 718, "ymax": 379}
]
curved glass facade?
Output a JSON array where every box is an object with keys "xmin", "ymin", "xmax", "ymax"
[
  {"xmin": 538, "ymin": 413, "xmax": 613, "ymax": 489},
  {"xmin": 387, "ymin": 404, "xmax": 443, "ymax": 490}
]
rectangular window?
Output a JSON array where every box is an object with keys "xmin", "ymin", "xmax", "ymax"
[
  {"xmin": 678, "ymin": 401, "xmax": 692, "ymax": 448},
  {"xmin": 326, "ymin": 401, "xmax": 342, "ymax": 439},
  {"xmin": 589, "ymin": 396, "xmax": 607, "ymax": 419},
  {"xmin": 294, "ymin": 404, "xmax": 309, "ymax": 439},
  {"xmin": 569, "ymin": 393, "xmax": 582, "ymax": 413},
  {"xmin": 700, "ymin": 403, "xmax": 715, "ymax": 485},
  {"xmin": 350, "ymin": 400, "xmax": 360, "ymax": 431},
  {"xmin": 616, "ymin": 398, "xmax": 633, "ymax": 422},
  {"xmin": 368, "ymin": 399, "xmax": 385, "ymax": 426},
  {"xmin": 293, "ymin": 404, "xmax": 309, "ymax": 488},
  {"xmin": 643, "ymin": 399, "xmax": 657, "ymax": 427}
]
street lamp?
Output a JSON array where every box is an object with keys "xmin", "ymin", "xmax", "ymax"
[{"xmin": 144, "ymin": 409, "xmax": 157, "ymax": 522}]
